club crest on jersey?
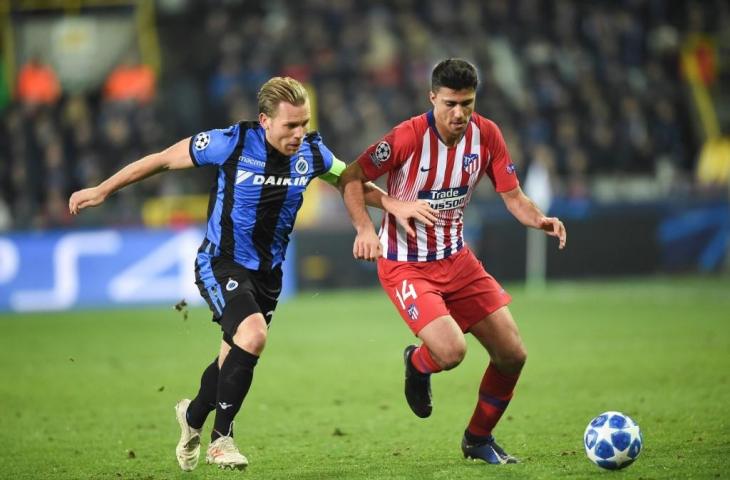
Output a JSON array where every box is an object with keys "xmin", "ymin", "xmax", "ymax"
[
  {"xmin": 225, "ymin": 278, "xmax": 239, "ymax": 291},
  {"xmin": 506, "ymin": 162, "xmax": 516, "ymax": 174},
  {"xmin": 194, "ymin": 132, "xmax": 211, "ymax": 151},
  {"xmin": 463, "ymin": 153, "xmax": 479, "ymax": 174},
  {"xmin": 370, "ymin": 141, "xmax": 391, "ymax": 168},
  {"xmin": 407, "ymin": 303, "xmax": 419, "ymax": 321},
  {"xmin": 295, "ymin": 156, "xmax": 309, "ymax": 174}
]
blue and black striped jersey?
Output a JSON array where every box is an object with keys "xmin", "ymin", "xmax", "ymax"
[{"xmin": 189, "ymin": 121, "xmax": 338, "ymax": 271}]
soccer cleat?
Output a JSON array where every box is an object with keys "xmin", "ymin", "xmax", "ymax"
[
  {"xmin": 174, "ymin": 399, "xmax": 202, "ymax": 471},
  {"xmin": 403, "ymin": 345, "xmax": 432, "ymax": 418},
  {"xmin": 206, "ymin": 435, "xmax": 249, "ymax": 470},
  {"xmin": 461, "ymin": 434, "xmax": 519, "ymax": 464}
]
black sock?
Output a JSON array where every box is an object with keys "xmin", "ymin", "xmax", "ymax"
[
  {"xmin": 186, "ymin": 358, "xmax": 220, "ymax": 429},
  {"xmin": 464, "ymin": 428, "xmax": 493, "ymax": 445},
  {"xmin": 212, "ymin": 345, "xmax": 259, "ymax": 441}
]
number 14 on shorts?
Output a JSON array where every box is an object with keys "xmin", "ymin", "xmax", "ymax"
[{"xmin": 395, "ymin": 280, "xmax": 420, "ymax": 321}]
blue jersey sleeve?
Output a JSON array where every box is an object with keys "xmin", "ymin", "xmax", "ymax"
[{"xmin": 189, "ymin": 124, "xmax": 239, "ymax": 167}]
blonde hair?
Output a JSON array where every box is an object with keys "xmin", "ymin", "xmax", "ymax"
[{"xmin": 257, "ymin": 77, "xmax": 308, "ymax": 117}]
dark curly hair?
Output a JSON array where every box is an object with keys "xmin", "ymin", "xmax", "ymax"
[{"xmin": 431, "ymin": 58, "xmax": 478, "ymax": 92}]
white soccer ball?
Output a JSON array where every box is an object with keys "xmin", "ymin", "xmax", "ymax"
[{"xmin": 584, "ymin": 411, "xmax": 642, "ymax": 470}]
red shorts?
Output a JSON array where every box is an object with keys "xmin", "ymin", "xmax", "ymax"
[{"xmin": 377, "ymin": 247, "xmax": 511, "ymax": 335}]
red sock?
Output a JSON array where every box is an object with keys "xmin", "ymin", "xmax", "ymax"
[
  {"xmin": 467, "ymin": 363, "xmax": 520, "ymax": 438},
  {"xmin": 410, "ymin": 345, "xmax": 442, "ymax": 374}
]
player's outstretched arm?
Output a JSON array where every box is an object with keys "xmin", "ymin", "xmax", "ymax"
[
  {"xmin": 500, "ymin": 186, "xmax": 567, "ymax": 249},
  {"xmin": 69, "ymin": 137, "xmax": 195, "ymax": 215}
]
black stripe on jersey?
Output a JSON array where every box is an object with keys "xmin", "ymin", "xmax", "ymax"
[
  {"xmin": 188, "ymin": 137, "xmax": 201, "ymax": 166},
  {"xmin": 251, "ymin": 142, "xmax": 291, "ymax": 271},
  {"xmin": 306, "ymin": 133, "xmax": 325, "ymax": 175},
  {"xmin": 205, "ymin": 177, "xmax": 217, "ymax": 220},
  {"xmin": 218, "ymin": 123, "xmax": 248, "ymax": 257}
]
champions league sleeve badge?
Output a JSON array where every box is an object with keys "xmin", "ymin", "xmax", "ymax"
[
  {"xmin": 193, "ymin": 132, "xmax": 211, "ymax": 151},
  {"xmin": 370, "ymin": 140, "xmax": 391, "ymax": 168}
]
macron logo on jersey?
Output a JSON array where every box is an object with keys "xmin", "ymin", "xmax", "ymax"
[
  {"xmin": 236, "ymin": 170, "xmax": 309, "ymax": 186},
  {"xmin": 238, "ymin": 155, "xmax": 267, "ymax": 168}
]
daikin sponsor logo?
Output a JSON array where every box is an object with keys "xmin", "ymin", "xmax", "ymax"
[{"xmin": 236, "ymin": 170, "xmax": 309, "ymax": 186}]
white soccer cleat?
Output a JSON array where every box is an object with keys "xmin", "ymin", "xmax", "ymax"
[
  {"xmin": 174, "ymin": 399, "xmax": 202, "ymax": 471},
  {"xmin": 206, "ymin": 435, "xmax": 249, "ymax": 470}
]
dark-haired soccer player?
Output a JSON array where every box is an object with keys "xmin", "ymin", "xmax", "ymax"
[
  {"xmin": 340, "ymin": 59, "xmax": 567, "ymax": 464},
  {"xmin": 69, "ymin": 76, "xmax": 431, "ymax": 471}
]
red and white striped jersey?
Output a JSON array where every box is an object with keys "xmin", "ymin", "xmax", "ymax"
[{"xmin": 357, "ymin": 111, "xmax": 519, "ymax": 262}]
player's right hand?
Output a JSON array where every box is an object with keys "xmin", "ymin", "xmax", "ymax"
[
  {"xmin": 353, "ymin": 229, "xmax": 382, "ymax": 262},
  {"xmin": 539, "ymin": 216, "xmax": 567, "ymax": 250},
  {"xmin": 69, "ymin": 187, "xmax": 106, "ymax": 215}
]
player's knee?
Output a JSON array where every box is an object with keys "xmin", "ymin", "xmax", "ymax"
[
  {"xmin": 437, "ymin": 341, "xmax": 467, "ymax": 370},
  {"xmin": 497, "ymin": 346, "xmax": 527, "ymax": 374},
  {"xmin": 512, "ymin": 346, "xmax": 527, "ymax": 370},
  {"xmin": 233, "ymin": 328, "xmax": 267, "ymax": 355},
  {"xmin": 232, "ymin": 318, "xmax": 268, "ymax": 355}
]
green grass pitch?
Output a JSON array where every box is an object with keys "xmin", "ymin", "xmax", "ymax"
[{"xmin": 1, "ymin": 276, "xmax": 729, "ymax": 479}]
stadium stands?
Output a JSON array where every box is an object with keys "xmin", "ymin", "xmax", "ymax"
[{"xmin": 1, "ymin": 0, "xmax": 727, "ymax": 230}]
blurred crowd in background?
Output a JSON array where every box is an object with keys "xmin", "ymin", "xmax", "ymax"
[{"xmin": 1, "ymin": 0, "xmax": 728, "ymax": 231}]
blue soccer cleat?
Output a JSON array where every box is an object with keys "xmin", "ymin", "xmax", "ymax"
[{"xmin": 461, "ymin": 434, "xmax": 519, "ymax": 464}]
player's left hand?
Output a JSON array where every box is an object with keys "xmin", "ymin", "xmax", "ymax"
[
  {"xmin": 383, "ymin": 197, "xmax": 438, "ymax": 236},
  {"xmin": 353, "ymin": 229, "xmax": 382, "ymax": 262},
  {"xmin": 539, "ymin": 217, "xmax": 567, "ymax": 249}
]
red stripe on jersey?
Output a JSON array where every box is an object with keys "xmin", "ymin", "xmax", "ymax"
[
  {"xmin": 387, "ymin": 213, "xmax": 397, "ymax": 257},
  {"xmin": 427, "ymin": 145, "xmax": 457, "ymax": 258},
  {"xmin": 443, "ymin": 123, "xmax": 473, "ymax": 254},
  {"xmin": 393, "ymin": 128, "xmax": 426, "ymax": 201},
  {"xmin": 419, "ymin": 129, "xmax": 441, "ymax": 260},
  {"xmin": 406, "ymin": 124, "xmax": 426, "ymax": 199},
  {"xmin": 480, "ymin": 131, "xmax": 491, "ymax": 177},
  {"xmin": 387, "ymin": 124, "xmax": 425, "ymax": 260},
  {"xmin": 405, "ymin": 148, "xmax": 427, "ymax": 258},
  {"xmin": 406, "ymin": 219, "xmax": 418, "ymax": 260}
]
